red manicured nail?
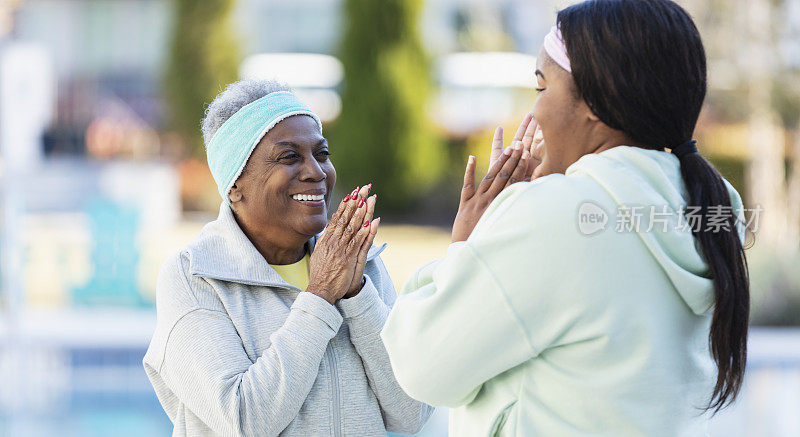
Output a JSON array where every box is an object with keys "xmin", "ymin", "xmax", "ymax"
[
  {"xmin": 364, "ymin": 220, "xmax": 370, "ymax": 227},
  {"xmin": 351, "ymin": 187, "xmax": 359, "ymax": 197},
  {"xmin": 344, "ymin": 194, "xmax": 350, "ymax": 202},
  {"xmin": 365, "ymin": 184, "xmax": 372, "ymax": 195},
  {"xmin": 358, "ymin": 196, "xmax": 365, "ymax": 208}
]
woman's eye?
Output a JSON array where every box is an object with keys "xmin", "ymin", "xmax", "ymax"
[
  {"xmin": 279, "ymin": 154, "xmax": 300, "ymax": 162},
  {"xmin": 535, "ymin": 87, "xmax": 546, "ymax": 93}
]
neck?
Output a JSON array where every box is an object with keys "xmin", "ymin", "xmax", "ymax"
[
  {"xmin": 586, "ymin": 126, "xmax": 644, "ymax": 154},
  {"xmin": 233, "ymin": 214, "xmax": 307, "ymax": 265},
  {"xmin": 252, "ymin": 236, "xmax": 306, "ymax": 265}
]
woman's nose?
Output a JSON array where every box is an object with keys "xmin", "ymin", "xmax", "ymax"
[{"xmin": 300, "ymin": 155, "xmax": 326, "ymax": 181}]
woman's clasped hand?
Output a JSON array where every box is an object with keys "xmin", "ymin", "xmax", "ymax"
[{"xmin": 307, "ymin": 184, "xmax": 380, "ymax": 303}]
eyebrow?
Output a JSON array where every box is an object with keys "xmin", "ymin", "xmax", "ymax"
[
  {"xmin": 274, "ymin": 138, "xmax": 328, "ymax": 148},
  {"xmin": 535, "ymin": 69, "xmax": 545, "ymax": 80}
]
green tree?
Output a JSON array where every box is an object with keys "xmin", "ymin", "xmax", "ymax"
[
  {"xmin": 165, "ymin": 0, "xmax": 240, "ymax": 158},
  {"xmin": 332, "ymin": 0, "xmax": 444, "ymax": 210}
]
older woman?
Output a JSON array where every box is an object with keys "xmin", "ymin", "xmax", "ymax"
[
  {"xmin": 382, "ymin": 0, "xmax": 750, "ymax": 435},
  {"xmin": 143, "ymin": 80, "xmax": 432, "ymax": 436}
]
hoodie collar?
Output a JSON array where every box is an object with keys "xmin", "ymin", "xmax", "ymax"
[{"xmin": 186, "ymin": 203, "xmax": 386, "ymax": 287}]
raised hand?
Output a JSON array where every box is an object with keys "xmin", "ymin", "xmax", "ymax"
[
  {"xmin": 450, "ymin": 113, "xmax": 546, "ymax": 243},
  {"xmin": 451, "ymin": 140, "xmax": 530, "ymax": 243},
  {"xmin": 490, "ymin": 113, "xmax": 542, "ymax": 182},
  {"xmin": 343, "ymin": 185, "xmax": 380, "ymax": 298},
  {"xmin": 307, "ymin": 185, "xmax": 378, "ymax": 304}
]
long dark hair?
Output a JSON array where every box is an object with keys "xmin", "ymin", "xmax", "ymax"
[{"xmin": 557, "ymin": 0, "xmax": 750, "ymax": 412}]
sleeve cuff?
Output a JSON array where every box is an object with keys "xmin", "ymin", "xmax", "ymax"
[
  {"xmin": 336, "ymin": 275, "xmax": 388, "ymax": 338},
  {"xmin": 292, "ymin": 291, "xmax": 344, "ymax": 333},
  {"xmin": 399, "ymin": 258, "xmax": 443, "ymax": 296}
]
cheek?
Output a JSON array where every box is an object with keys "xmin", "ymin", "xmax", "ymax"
[
  {"xmin": 258, "ymin": 170, "xmax": 291, "ymax": 206},
  {"xmin": 532, "ymin": 95, "xmax": 545, "ymax": 126},
  {"xmin": 532, "ymin": 94, "xmax": 572, "ymax": 171},
  {"xmin": 532, "ymin": 94, "xmax": 558, "ymax": 137},
  {"xmin": 326, "ymin": 164, "xmax": 336, "ymax": 189},
  {"xmin": 532, "ymin": 95, "xmax": 557, "ymax": 148},
  {"xmin": 535, "ymin": 92, "xmax": 580, "ymax": 142}
]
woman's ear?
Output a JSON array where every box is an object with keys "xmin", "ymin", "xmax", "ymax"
[
  {"xmin": 229, "ymin": 183, "xmax": 243, "ymax": 204},
  {"xmin": 578, "ymin": 99, "xmax": 600, "ymax": 123}
]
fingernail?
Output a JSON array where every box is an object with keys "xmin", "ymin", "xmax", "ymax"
[
  {"xmin": 343, "ymin": 194, "xmax": 350, "ymax": 202},
  {"xmin": 364, "ymin": 220, "xmax": 370, "ymax": 228},
  {"xmin": 522, "ymin": 150, "xmax": 530, "ymax": 159},
  {"xmin": 504, "ymin": 147, "xmax": 513, "ymax": 156},
  {"xmin": 374, "ymin": 217, "xmax": 381, "ymax": 226},
  {"xmin": 515, "ymin": 142, "xmax": 522, "ymax": 151},
  {"xmin": 358, "ymin": 196, "xmax": 365, "ymax": 208},
  {"xmin": 468, "ymin": 155, "xmax": 475, "ymax": 164},
  {"xmin": 351, "ymin": 187, "xmax": 359, "ymax": 197},
  {"xmin": 365, "ymin": 183, "xmax": 372, "ymax": 195}
]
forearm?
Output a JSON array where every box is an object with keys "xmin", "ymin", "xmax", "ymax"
[
  {"xmin": 161, "ymin": 292, "xmax": 342, "ymax": 436},
  {"xmin": 381, "ymin": 242, "xmax": 536, "ymax": 407},
  {"xmin": 352, "ymin": 333, "xmax": 435, "ymax": 434}
]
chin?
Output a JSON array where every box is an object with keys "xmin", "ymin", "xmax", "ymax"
[{"xmin": 300, "ymin": 216, "xmax": 328, "ymax": 236}]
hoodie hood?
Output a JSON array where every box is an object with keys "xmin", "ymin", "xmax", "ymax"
[{"xmin": 565, "ymin": 146, "xmax": 745, "ymax": 315}]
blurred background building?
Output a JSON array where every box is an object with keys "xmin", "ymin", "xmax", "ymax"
[{"xmin": 0, "ymin": 0, "xmax": 799, "ymax": 435}]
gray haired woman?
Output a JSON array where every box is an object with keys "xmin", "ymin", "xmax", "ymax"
[{"xmin": 143, "ymin": 80, "xmax": 432, "ymax": 436}]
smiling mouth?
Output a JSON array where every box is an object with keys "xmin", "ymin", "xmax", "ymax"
[{"xmin": 290, "ymin": 193, "xmax": 325, "ymax": 207}]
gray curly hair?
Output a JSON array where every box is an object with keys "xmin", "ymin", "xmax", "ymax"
[{"xmin": 201, "ymin": 79, "xmax": 293, "ymax": 146}]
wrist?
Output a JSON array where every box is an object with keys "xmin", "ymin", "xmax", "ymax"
[
  {"xmin": 305, "ymin": 285, "xmax": 336, "ymax": 305},
  {"xmin": 343, "ymin": 276, "xmax": 366, "ymax": 299}
]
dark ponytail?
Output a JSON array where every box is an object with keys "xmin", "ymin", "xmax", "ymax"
[
  {"xmin": 558, "ymin": 0, "xmax": 750, "ymax": 412},
  {"xmin": 676, "ymin": 150, "xmax": 750, "ymax": 412}
]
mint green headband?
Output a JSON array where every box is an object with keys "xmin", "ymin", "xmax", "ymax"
[{"xmin": 206, "ymin": 91, "xmax": 322, "ymax": 204}]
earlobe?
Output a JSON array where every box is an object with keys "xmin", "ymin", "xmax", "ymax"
[
  {"xmin": 582, "ymin": 101, "xmax": 600, "ymax": 122},
  {"xmin": 229, "ymin": 184, "xmax": 243, "ymax": 203}
]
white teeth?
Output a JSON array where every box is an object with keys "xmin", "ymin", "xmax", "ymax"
[{"xmin": 292, "ymin": 194, "xmax": 324, "ymax": 201}]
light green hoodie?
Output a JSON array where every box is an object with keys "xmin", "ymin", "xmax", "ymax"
[{"xmin": 381, "ymin": 146, "xmax": 746, "ymax": 436}]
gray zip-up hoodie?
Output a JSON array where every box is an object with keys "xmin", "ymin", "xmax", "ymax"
[{"xmin": 143, "ymin": 203, "xmax": 433, "ymax": 436}]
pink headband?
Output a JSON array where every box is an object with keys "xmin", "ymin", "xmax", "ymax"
[{"xmin": 543, "ymin": 26, "xmax": 572, "ymax": 73}]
